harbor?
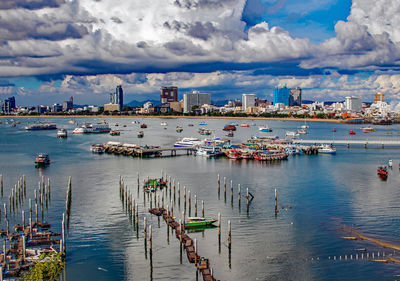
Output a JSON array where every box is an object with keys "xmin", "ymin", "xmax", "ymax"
[{"xmin": 1, "ymin": 117, "xmax": 400, "ymax": 280}]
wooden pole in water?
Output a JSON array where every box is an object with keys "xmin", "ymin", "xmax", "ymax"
[
  {"xmin": 194, "ymin": 238, "xmax": 198, "ymax": 265},
  {"xmin": 183, "ymin": 186, "xmax": 186, "ymax": 207},
  {"xmin": 135, "ymin": 203, "xmax": 139, "ymax": 229},
  {"xmin": 218, "ymin": 213, "xmax": 221, "ymax": 237},
  {"xmin": 274, "ymin": 189, "xmax": 278, "ymax": 215},
  {"xmin": 217, "ymin": 174, "xmax": 220, "ymax": 193},
  {"xmin": 202, "ymin": 200, "xmax": 204, "ymax": 218},
  {"xmin": 188, "ymin": 190, "xmax": 191, "ymax": 215},
  {"xmin": 144, "ymin": 217, "xmax": 147, "ymax": 240},
  {"xmin": 228, "ymin": 220, "xmax": 231, "ymax": 248},
  {"xmin": 173, "ymin": 179, "xmax": 176, "ymax": 199},
  {"xmin": 137, "ymin": 172, "xmax": 140, "ymax": 190},
  {"xmin": 238, "ymin": 184, "xmax": 241, "ymax": 203},
  {"xmin": 246, "ymin": 188, "xmax": 249, "ymax": 208},
  {"xmin": 194, "ymin": 195, "xmax": 197, "ymax": 217},
  {"xmin": 35, "ymin": 202, "xmax": 38, "ymax": 223},
  {"xmin": 47, "ymin": 178, "xmax": 50, "ymax": 200},
  {"xmin": 182, "ymin": 211, "xmax": 185, "ymax": 232},
  {"xmin": 178, "ymin": 182, "xmax": 181, "ymax": 204},
  {"xmin": 162, "ymin": 190, "xmax": 165, "ymax": 208},
  {"xmin": 29, "ymin": 199, "xmax": 32, "ymax": 226},
  {"xmin": 21, "ymin": 210, "xmax": 25, "ymax": 230},
  {"xmin": 0, "ymin": 174, "xmax": 2, "ymax": 197},
  {"xmin": 224, "ymin": 177, "xmax": 226, "ymax": 195}
]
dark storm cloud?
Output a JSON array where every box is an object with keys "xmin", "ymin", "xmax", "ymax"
[
  {"xmin": 0, "ymin": 0, "xmax": 65, "ymax": 10},
  {"xmin": 164, "ymin": 20, "xmax": 217, "ymax": 40}
]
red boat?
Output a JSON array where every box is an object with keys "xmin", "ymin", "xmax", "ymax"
[
  {"xmin": 35, "ymin": 154, "xmax": 50, "ymax": 168},
  {"xmin": 226, "ymin": 150, "xmax": 242, "ymax": 159},
  {"xmin": 377, "ymin": 166, "xmax": 388, "ymax": 179},
  {"xmin": 140, "ymin": 124, "xmax": 147, "ymax": 128},
  {"xmin": 349, "ymin": 130, "xmax": 356, "ymax": 135},
  {"xmin": 241, "ymin": 151, "xmax": 253, "ymax": 159},
  {"xmin": 223, "ymin": 125, "xmax": 236, "ymax": 131}
]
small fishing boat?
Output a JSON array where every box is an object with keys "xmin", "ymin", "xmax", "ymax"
[
  {"xmin": 388, "ymin": 159, "xmax": 393, "ymax": 167},
  {"xmin": 188, "ymin": 124, "xmax": 194, "ymax": 127},
  {"xmin": 223, "ymin": 125, "xmax": 236, "ymax": 131},
  {"xmin": 377, "ymin": 166, "xmax": 388, "ymax": 179},
  {"xmin": 115, "ymin": 123, "xmax": 119, "ymax": 127},
  {"xmin": 140, "ymin": 123, "xmax": 147, "ymax": 128},
  {"xmin": 226, "ymin": 130, "xmax": 234, "ymax": 137},
  {"xmin": 176, "ymin": 126, "xmax": 183, "ymax": 133},
  {"xmin": 57, "ymin": 128, "xmax": 67, "ymax": 138},
  {"xmin": 362, "ymin": 127, "xmax": 376, "ymax": 132},
  {"xmin": 110, "ymin": 130, "xmax": 120, "ymax": 136},
  {"xmin": 160, "ymin": 121, "xmax": 168, "ymax": 126},
  {"xmin": 199, "ymin": 122, "xmax": 207, "ymax": 126},
  {"xmin": 11, "ymin": 122, "xmax": 16, "ymax": 127},
  {"xmin": 297, "ymin": 128, "xmax": 307, "ymax": 134},
  {"xmin": 90, "ymin": 144, "xmax": 105, "ymax": 153},
  {"xmin": 259, "ymin": 126, "xmax": 272, "ymax": 132},
  {"xmin": 285, "ymin": 131, "xmax": 299, "ymax": 138},
  {"xmin": 184, "ymin": 217, "xmax": 217, "ymax": 228},
  {"xmin": 35, "ymin": 154, "xmax": 50, "ymax": 168},
  {"xmin": 240, "ymin": 124, "xmax": 250, "ymax": 127},
  {"xmin": 241, "ymin": 151, "xmax": 253, "ymax": 159},
  {"xmin": 318, "ymin": 145, "xmax": 336, "ymax": 154},
  {"xmin": 226, "ymin": 150, "xmax": 242, "ymax": 159},
  {"xmin": 195, "ymin": 146, "xmax": 222, "ymax": 157},
  {"xmin": 15, "ymin": 121, "xmax": 21, "ymax": 124},
  {"xmin": 68, "ymin": 120, "xmax": 76, "ymax": 124},
  {"xmin": 198, "ymin": 128, "xmax": 211, "ymax": 135},
  {"xmin": 349, "ymin": 130, "xmax": 356, "ymax": 135},
  {"xmin": 138, "ymin": 131, "xmax": 144, "ymax": 138},
  {"xmin": 144, "ymin": 178, "xmax": 167, "ymax": 192}
]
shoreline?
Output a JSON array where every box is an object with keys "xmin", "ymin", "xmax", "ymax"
[{"xmin": 0, "ymin": 115, "xmax": 348, "ymax": 123}]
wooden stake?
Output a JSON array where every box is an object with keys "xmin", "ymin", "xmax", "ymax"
[{"xmin": 202, "ymin": 200, "xmax": 204, "ymax": 218}]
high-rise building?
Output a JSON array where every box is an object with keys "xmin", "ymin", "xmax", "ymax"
[
  {"xmin": 105, "ymin": 85, "xmax": 124, "ymax": 111},
  {"xmin": 289, "ymin": 87, "xmax": 302, "ymax": 106},
  {"xmin": 62, "ymin": 96, "xmax": 73, "ymax": 112},
  {"xmin": 183, "ymin": 91, "xmax": 211, "ymax": 113},
  {"xmin": 161, "ymin": 86, "xmax": 178, "ymax": 104},
  {"xmin": 373, "ymin": 92, "xmax": 385, "ymax": 103},
  {"xmin": 1, "ymin": 96, "xmax": 16, "ymax": 113},
  {"xmin": 345, "ymin": 96, "xmax": 362, "ymax": 112},
  {"xmin": 242, "ymin": 94, "xmax": 257, "ymax": 111},
  {"xmin": 273, "ymin": 86, "xmax": 289, "ymax": 106}
]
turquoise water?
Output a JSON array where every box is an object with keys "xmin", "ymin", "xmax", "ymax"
[{"xmin": 0, "ymin": 117, "xmax": 400, "ymax": 280}]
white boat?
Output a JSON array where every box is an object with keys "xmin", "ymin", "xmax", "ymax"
[
  {"xmin": 90, "ymin": 144, "xmax": 105, "ymax": 153},
  {"xmin": 318, "ymin": 145, "xmax": 336, "ymax": 154},
  {"xmin": 174, "ymin": 137, "xmax": 203, "ymax": 147},
  {"xmin": 297, "ymin": 128, "xmax": 307, "ymax": 134},
  {"xmin": 73, "ymin": 122, "xmax": 111, "ymax": 134},
  {"xmin": 285, "ymin": 131, "xmax": 300, "ymax": 138},
  {"xmin": 57, "ymin": 129, "xmax": 67, "ymax": 138},
  {"xmin": 259, "ymin": 126, "xmax": 272, "ymax": 132},
  {"xmin": 160, "ymin": 121, "xmax": 168, "ymax": 126},
  {"xmin": 389, "ymin": 159, "xmax": 393, "ymax": 167},
  {"xmin": 25, "ymin": 123, "xmax": 57, "ymax": 130},
  {"xmin": 195, "ymin": 146, "xmax": 222, "ymax": 157}
]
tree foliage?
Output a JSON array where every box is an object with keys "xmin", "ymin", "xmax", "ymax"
[{"xmin": 23, "ymin": 252, "xmax": 65, "ymax": 281}]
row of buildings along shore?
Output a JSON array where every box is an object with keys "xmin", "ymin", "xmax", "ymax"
[{"xmin": 0, "ymin": 85, "xmax": 395, "ymax": 121}]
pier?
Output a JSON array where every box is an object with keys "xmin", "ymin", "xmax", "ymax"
[
  {"xmin": 293, "ymin": 139, "xmax": 400, "ymax": 148},
  {"xmin": 104, "ymin": 143, "xmax": 195, "ymax": 157}
]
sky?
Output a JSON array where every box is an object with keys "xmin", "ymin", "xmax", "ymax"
[{"xmin": 1, "ymin": 0, "xmax": 400, "ymax": 106}]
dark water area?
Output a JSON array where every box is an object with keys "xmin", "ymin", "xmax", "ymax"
[{"xmin": 1, "ymin": 117, "xmax": 400, "ymax": 280}]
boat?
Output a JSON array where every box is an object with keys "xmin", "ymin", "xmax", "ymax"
[
  {"xmin": 73, "ymin": 122, "xmax": 111, "ymax": 134},
  {"xmin": 331, "ymin": 128, "xmax": 337, "ymax": 132},
  {"xmin": 184, "ymin": 217, "xmax": 217, "ymax": 228},
  {"xmin": 11, "ymin": 122, "xmax": 16, "ymax": 127},
  {"xmin": 68, "ymin": 120, "xmax": 75, "ymax": 124},
  {"xmin": 198, "ymin": 128, "xmax": 211, "ymax": 135},
  {"xmin": 144, "ymin": 178, "xmax": 167, "ymax": 192},
  {"xmin": 259, "ymin": 126, "xmax": 272, "ymax": 132},
  {"xmin": 226, "ymin": 150, "xmax": 242, "ymax": 159},
  {"xmin": 160, "ymin": 121, "xmax": 168, "ymax": 126},
  {"xmin": 199, "ymin": 122, "xmax": 207, "ymax": 126},
  {"xmin": 226, "ymin": 130, "xmax": 234, "ymax": 137},
  {"xmin": 318, "ymin": 145, "xmax": 336, "ymax": 154},
  {"xmin": 110, "ymin": 130, "xmax": 120, "ymax": 136},
  {"xmin": 140, "ymin": 124, "xmax": 147, "ymax": 128},
  {"xmin": 174, "ymin": 137, "xmax": 203, "ymax": 147},
  {"xmin": 0, "ymin": 121, "xmax": 2, "ymax": 124},
  {"xmin": 377, "ymin": 166, "xmax": 388, "ymax": 179},
  {"xmin": 90, "ymin": 144, "xmax": 105, "ymax": 153},
  {"xmin": 25, "ymin": 123, "xmax": 57, "ymax": 130},
  {"xmin": 223, "ymin": 125, "xmax": 236, "ymax": 131},
  {"xmin": 15, "ymin": 121, "xmax": 21, "ymax": 124},
  {"xmin": 115, "ymin": 123, "xmax": 119, "ymax": 127},
  {"xmin": 241, "ymin": 151, "xmax": 254, "ymax": 159},
  {"xmin": 389, "ymin": 159, "xmax": 393, "ymax": 168},
  {"xmin": 195, "ymin": 146, "xmax": 222, "ymax": 157},
  {"xmin": 361, "ymin": 127, "xmax": 376, "ymax": 132},
  {"xmin": 176, "ymin": 126, "xmax": 183, "ymax": 133},
  {"xmin": 35, "ymin": 154, "xmax": 50, "ymax": 168},
  {"xmin": 349, "ymin": 130, "xmax": 356, "ymax": 135},
  {"xmin": 297, "ymin": 128, "xmax": 307, "ymax": 134},
  {"xmin": 188, "ymin": 124, "xmax": 194, "ymax": 127},
  {"xmin": 253, "ymin": 151, "xmax": 289, "ymax": 161},
  {"xmin": 57, "ymin": 129, "xmax": 67, "ymax": 138},
  {"xmin": 138, "ymin": 131, "xmax": 144, "ymax": 138},
  {"xmin": 240, "ymin": 124, "xmax": 250, "ymax": 127},
  {"xmin": 285, "ymin": 131, "xmax": 300, "ymax": 138}
]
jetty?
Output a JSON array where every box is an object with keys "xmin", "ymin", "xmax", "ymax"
[
  {"xmin": 149, "ymin": 208, "xmax": 215, "ymax": 281},
  {"xmin": 293, "ymin": 139, "xmax": 400, "ymax": 148},
  {"xmin": 103, "ymin": 142, "xmax": 195, "ymax": 157}
]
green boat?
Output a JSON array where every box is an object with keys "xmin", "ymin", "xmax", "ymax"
[
  {"xmin": 144, "ymin": 178, "xmax": 167, "ymax": 192},
  {"xmin": 184, "ymin": 217, "xmax": 217, "ymax": 228}
]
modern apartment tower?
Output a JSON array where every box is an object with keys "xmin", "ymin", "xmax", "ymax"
[
  {"xmin": 345, "ymin": 96, "xmax": 362, "ymax": 112},
  {"xmin": 1, "ymin": 96, "xmax": 16, "ymax": 113},
  {"xmin": 289, "ymin": 87, "xmax": 302, "ymax": 106},
  {"xmin": 104, "ymin": 85, "xmax": 124, "ymax": 112},
  {"xmin": 183, "ymin": 91, "xmax": 211, "ymax": 113},
  {"xmin": 273, "ymin": 86, "xmax": 290, "ymax": 106},
  {"xmin": 242, "ymin": 94, "xmax": 256, "ymax": 111},
  {"xmin": 160, "ymin": 86, "xmax": 178, "ymax": 104},
  {"xmin": 373, "ymin": 92, "xmax": 385, "ymax": 103},
  {"xmin": 62, "ymin": 96, "xmax": 74, "ymax": 112}
]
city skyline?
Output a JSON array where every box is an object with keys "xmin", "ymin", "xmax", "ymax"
[{"xmin": 1, "ymin": 1, "xmax": 400, "ymax": 108}]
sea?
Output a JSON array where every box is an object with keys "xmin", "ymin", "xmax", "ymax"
[{"xmin": 1, "ymin": 116, "xmax": 400, "ymax": 281}]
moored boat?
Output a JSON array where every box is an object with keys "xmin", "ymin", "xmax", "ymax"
[
  {"xmin": 144, "ymin": 178, "xmax": 167, "ymax": 192},
  {"xmin": 223, "ymin": 125, "xmax": 236, "ymax": 131},
  {"xmin": 140, "ymin": 123, "xmax": 147, "ymax": 128},
  {"xmin": 90, "ymin": 144, "xmax": 105, "ymax": 153},
  {"xmin": 174, "ymin": 137, "xmax": 203, "ymax": 147},
  {"xmin": 259, "ymin": 126, "xmax": 272, "ymax": 132},
  {"xmin": 184, "ymin": 217, "xmax": 217, "ymax": 228},
  {"xmin": 226, "ymin": 130, "xmax": 234, "ymax": 137},
  {"xmin": 195, "ymin": 146, "xmax": 222, "ymax": 157},
  {"xmin": 349, "ymin": 130, "xmax": 356, "ymax": 135},
  {"xmin": 318, "ymin": 145, "xmax": 336, "ymax": 154},
  {"xmin": 110, "ymin": 129, "xmax": 120, "ymax": 136},
  {"xmin": 138, "ymin": 131, "xmax": 144, "ymax": 138},
  {"xmin": 57, "ymin": 129, "xmax": 67, "ymax": 138},
  {"xmin": 285, "ymin": 131, "xmax": 300, "ymax": 138},
  {"xmin": 198, "ymin": 128, "xmax": 211, "ymax": 135},
  {"xmin": 176, "ymin": 126, "xmax": 183, "ymax": 133},
  {"xmin": 297, "ymin": 128, "xmax": 307, "ymax": 134},
  {"xmin": 226, "ymin": 150, "xmax": 242, "ymax": 159},
  {"xmin": 377, "ymin": 166, "xmax": 388, "ymax": 179},
  {"xmin": 240, "ymin": 124, "xmax": 250, "ymax": 127},
  {"xmin": 73, "ymin": 122, "xmax": 111, "ymax": 134},
  {"xmin": 160, "ymin": 121, "xmax": 168, "ymax": 126},
  {"xmin": 241, "ymin": 151, "xmax": 254, "ymax": 159},
  {"xmin": 35, "ymin": 154, "xmax": 50, "ymax": 168}
]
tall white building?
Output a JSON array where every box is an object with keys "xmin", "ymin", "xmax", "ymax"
[
  {"xmin": 344, "ymin": 96, "xmax": 362, "ymax": 112},
  {"xmin": 183, "ymin": 91, "xmax": 211, "ymax": 113},
  {"xmin": 242, "ymin": 94, "xmax": 256, "ymax": 111}
]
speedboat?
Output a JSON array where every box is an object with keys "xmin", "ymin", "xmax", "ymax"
[
  {"xmin": 110, "ymin": 130, "xmax": 120, "ymax": 136},
  {"xmin": 90, "ymin": 144, "xmax": 105, "ymax": 153},
  {"xmin": 349, "ymin": 130, "xmax": 356, "ymax": 135},
  {"xmin": 377, "ymin": 166, "xmax": 388, "ymax": 179},
  {"xmin": 140, "ymin": 123, "xmax": 147, "ymax": 128},
  {"xmin": 223, "ymin": 125, "xmax": 236, "ymax": 131},
  {"xmin": 176, "ymin": 126, "xmax": 183, "ymax": 133},
  {"xmin": 285, "ymin": 131, "xmax": 299, "ymax": 138},
  {"xmin": 137, "ymin": 131, "xmax": 144, "ymax": 138},
  {"xmin": 259, "ymin": 126, "xmax": 272, "ymax": 132},
  {"xmin": 362, "ymin": 127, "xmax": 376, "ymax": 132},
  {"xmin": 57, "ymin": 129, "xmax": 67, "ymax": 138},
  {"xmin": 199, "ymin": 122, "xmax": 207, "ymax": 126},
  {"xmin": 35, "ymin": 154, "xmax": 50, "ymax": 168},
  {"xmin": 174, "ymin": 137, "xmax": 203, "ymax": 147},
  {"xmin": 198, "ymin": 128, "xmax": 211, "ymax": 135},
  {"xmin": 240, "ymin": 124, "xmax": 250, "ymax": 127},
  {"xmin": 160, "ymin": 121, "xmax": 168, "ymax": 126},
  {"xmin": 318, "ymin": 145, "xmax": 336, "ymax": 154},
  {"xmin": 226, "ymin": 130, "xmax": 234, "ymax": 137},
  {"xmin": 297, "ymin": 128, "xmax": 307, "ymax": 134},
  {"xmin": 184, "ymin": 217, "xmax": 217, "ymax": 228},
  {"xmin": 195, "ymin": 146, "xmax": 222, "ymax": 157}
]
